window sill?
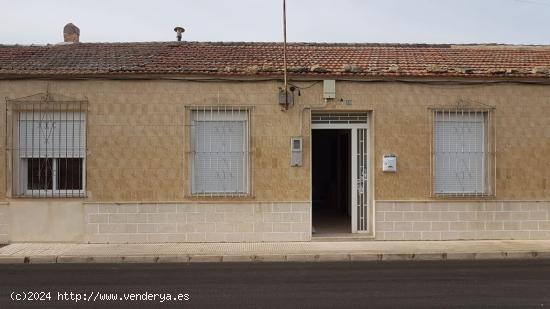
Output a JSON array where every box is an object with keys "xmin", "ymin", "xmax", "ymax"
[
  {"xmin": 185, "ymin": 194, "xmax": 255, "ymax": 201},
  {"xmin": 18, "ymin": 190, "xmax": 87, "ymax": 198},
  {"xmin": 432, "ymin": 193, "xmax": 496, "ymax": 200}
]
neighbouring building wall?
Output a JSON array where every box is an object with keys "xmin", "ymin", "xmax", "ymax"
[
  {"xmin": 0, "ymin": 203, "xmax": 8, "ymax": 243},
  {"xmin": 0, "ymin": 80, "xmax": 548, "ymax": 243},
  {"xmin": 0, "ymin": 95, "xmax": 6, "ymax": 201}
]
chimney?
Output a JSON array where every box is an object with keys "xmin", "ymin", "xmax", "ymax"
[
  {"xmin": 63, "ymin": 23, "xmax": 80, "ymax": 43},
  {"xmin": 174, "ymin": 27, "xmax": 185, "ymax": 41}
]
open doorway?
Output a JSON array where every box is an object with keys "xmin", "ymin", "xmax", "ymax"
[{"xmin": 312, "ymin": 129, "xmax": 351, "ymax": 234}]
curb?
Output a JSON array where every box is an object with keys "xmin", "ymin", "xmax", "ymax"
[{"xmin": 2, "ymin": 251, "xmax": 550, "ymax": 264}]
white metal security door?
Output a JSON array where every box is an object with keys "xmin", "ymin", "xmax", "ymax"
[{"xmin": 311, "ymin": 112, "xmax": 369, "ymax": 233}]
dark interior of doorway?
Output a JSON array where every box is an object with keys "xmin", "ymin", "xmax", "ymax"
[{"xmin": 312, "ymin": 129, "xmax": 351, "ymax": 235}]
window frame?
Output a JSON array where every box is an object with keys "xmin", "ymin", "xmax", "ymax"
[
  {"xmin": 187, "ymin": 106, "xmax": 252, "ymax": 197},
  {"xmin": 430, "ymin": 107, "xmax": 495, "ymax": 198},
  {"xmin": 6, "ymin": 95, "xmax": 88, "ymax": 199}
]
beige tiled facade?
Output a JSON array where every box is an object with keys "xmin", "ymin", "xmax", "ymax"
[{"xmin": 0, "ymin": 79, "xmax": 548, "ymax": 243}]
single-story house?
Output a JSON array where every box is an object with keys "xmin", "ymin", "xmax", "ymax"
[{"xmin": 0, "ymin": 27, "xmax": 549, "ymax": 243}]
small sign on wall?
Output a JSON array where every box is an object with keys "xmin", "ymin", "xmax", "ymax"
[{"xmin": 383, "ymin": 154, "xmax": 397, "ymax": 173}]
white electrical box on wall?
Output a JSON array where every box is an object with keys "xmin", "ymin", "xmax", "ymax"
[
  {"xmin": 323, "ymin": 80, "xmax": 336, "ymax": 99},
  {"xmin": 383, "ymin": 154, "xmax": 397, "ymax": 173},
  {"xmin": 291, "ymin": 137, "xmax": 303, "ymax": 167}
]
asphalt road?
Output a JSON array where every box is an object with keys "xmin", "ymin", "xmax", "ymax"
[{"xmin": 1, "ymin": 260, "xmax": 550, "ymax": 308}]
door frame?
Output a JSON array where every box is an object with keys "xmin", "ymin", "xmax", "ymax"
[{"xmin": 310, "ymin": 122, "xmax": 369, "ymax": 233}]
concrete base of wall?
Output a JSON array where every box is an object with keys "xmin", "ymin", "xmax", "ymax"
[
  {"xmin": 1, "ymin": 201, "xmax": 85, "ymax": 243},
  {"xmin": 0, "ymin": 200, "xmax": 311, "ymax": 244},
  {"xmin": 3, "ymin": 200, "xmax": 550, "ymax": 243},
  {"xmin": 0, "ymin": 201, "xmax": 311, "ymax": 244},
  {"xmin": 85, "ymin": 202, "xmax": 312, "ymax": 243},
  {"xmin": 375, "ymin": 201, "xmax": 550, "ymax": 240}
]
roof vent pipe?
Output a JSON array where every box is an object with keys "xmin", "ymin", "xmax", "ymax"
[
  {"xmin": 63, "ymin": 23, "xmax": 80, "ymax": 43},
  {"xmin": 174, "ymin": 27, "xmax": 185, "ymax": 41}
]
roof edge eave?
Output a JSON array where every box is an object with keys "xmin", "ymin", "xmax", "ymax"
[{"xmin": 0, "ymin": 72, "xmax": 549, "ymax": 84}]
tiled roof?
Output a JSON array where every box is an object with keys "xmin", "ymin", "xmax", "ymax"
[{"xmin": 1, "ymin": 41, "xmax": 550, "ymax": 79}]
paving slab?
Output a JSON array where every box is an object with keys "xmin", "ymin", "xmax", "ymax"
[
  {"xmin": 156, "ymin": 255, "xmax": 190, "ymax": 263},
  {"xmin": 252, "ymin": 254, "xmax": 287, "ymax": 262},
  {"xmin": 506, "ymin": 252, "xmax": 537, "ymax": 259},
  {"xmin": 189, "ymin": 255, "xmax": 223, "ymax": 263},
  {"xmin": 475, "ymin": 252, "xmax": 507, "ymax": 260},
  {"xmin": 382, "ymin": 254, "xmax": 414, "ymax": 261},
  {"xmin": 286, "ymin": 254, "xmax": 318, "ymax": 262},
  {"xmin": 446, "ymin": 253, "xmax": 476, "ymax": 260},
  {"xmin": 222, "ymin": 255, "xmax": 255, "ymax": 263},
  {"xmin": 0, "ymin": 256, "xmax": 25, "ymax": 264},
  {"xmin": 349, "ymin": 253, "xmax": 381, "ymax": 261},
  {"xmin": 412, "ymin": 253, "xmax": 445, "ymax": 261},
  {"xmin": 27, "ymin": 256, "xmax": 57, "ymax": 264},
  {"xmin": 317, "ymin": 254, "xmax": 351, "ymax": 262}
]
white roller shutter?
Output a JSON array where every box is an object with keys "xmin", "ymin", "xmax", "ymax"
[
  {"xmin": 19, "ymin": 111, "xmax": 86, "ymax": 158},
  {"xmin": 191, "ymin": 110, "xmax": 248, "ymax": 194},
  {"xmin": 434, "ymin": 112, "xmax": 485, "ymax": 194}
]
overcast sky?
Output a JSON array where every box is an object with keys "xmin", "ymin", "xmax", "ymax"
[{"xmin": 1, "ymin": 0, "xmax": 549, "ymax": 45}]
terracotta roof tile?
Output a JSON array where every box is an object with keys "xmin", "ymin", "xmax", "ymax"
[{"xmin": 1, "ymin": 41, "xmax": 550, "ymax": 79}]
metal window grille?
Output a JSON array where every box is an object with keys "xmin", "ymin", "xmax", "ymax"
[
  {"xmin": 6, "ymin": 93, "xmax": 87, "ymax": 198},
  {"xmin": 311, "ymin": 112, "xmax": 368, "ymax": 124},
  {"xmin": 431, "ymin": 109, "xmax": 494, "ymax": 196},
  {"xmin": 187, "ymin": 106, "xmax": 250, "ymax": 196}
]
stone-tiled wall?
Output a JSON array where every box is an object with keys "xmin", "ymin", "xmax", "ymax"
[
  {"xmin": 375, "ymin": 201, "xmax": 550, "ymax": 240},
  {"xmin": 85, "ymin": 202, "xmax": 311, "ymax": 243},
  {"xmin": 0, "ymin": 80, "xmax": 313, "ymax": 202},
  {"xmin": 0, "ymin": 203, "xmax": 8, "ymax": 243},
  {"xmin": 1, "ymin": 80, "xmax": 549, "ymax": 202}
]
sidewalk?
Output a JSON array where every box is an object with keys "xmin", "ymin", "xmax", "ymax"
[{"xmin": 1, "ymin": 240, "xmax": 550, "ymax": 264}]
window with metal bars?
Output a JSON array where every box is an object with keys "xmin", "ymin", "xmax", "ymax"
[
  {"xmin": 188, "ymin": 107, "xmax": 250, "ymax": 196},
  {"xmin": 7, "ymin": 93, "xmax": 87, "ymax": 198},
  {"xmin": 432, "ymin": 109, "xmax": 494, "ymax": 196}
]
